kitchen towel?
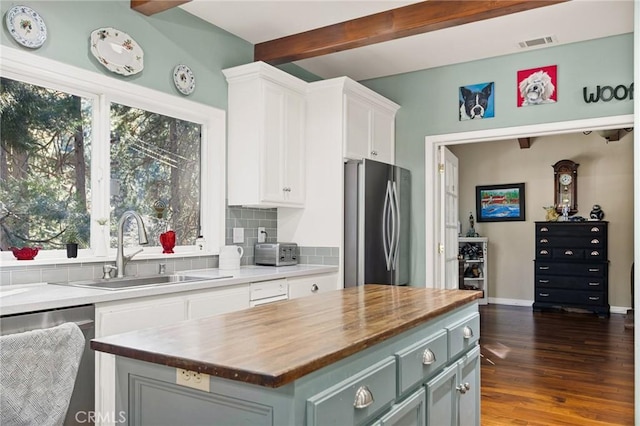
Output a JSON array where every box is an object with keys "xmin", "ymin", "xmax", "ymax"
[{"xmin": 1, "ymin": 322, "xmax": 85, "ymax": 426}]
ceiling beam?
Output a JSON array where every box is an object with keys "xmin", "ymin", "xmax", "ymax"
[
  {"xmin": 518, "ymin": 137, "xmax": 531, "ymax": 149},
  {"xmin": 255, "ymin": 0, "xmax": 568, "ymax": 65},
  {"xmin": 131, "ymin": 0, "xmax": 191, "ymax": 16}
]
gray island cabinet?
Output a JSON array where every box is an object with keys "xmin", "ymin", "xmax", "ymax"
[{"xmin": 91, "ymin": 285, "xmax": 482, "ymax": 426}]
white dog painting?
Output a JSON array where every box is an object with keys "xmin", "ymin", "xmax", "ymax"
[{"xmin": 517, "ymin": 65, "xmax": 557, "ymax": 107}]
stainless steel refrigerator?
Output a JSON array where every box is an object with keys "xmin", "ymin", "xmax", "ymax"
[{"xmin": 344, "ymin": 159, "xmax": 410, "ymax": 287}]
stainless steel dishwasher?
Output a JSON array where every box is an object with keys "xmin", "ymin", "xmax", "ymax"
[{"xmin": 1, "ymin": 304, "xmax": 95, "ymax": 425}]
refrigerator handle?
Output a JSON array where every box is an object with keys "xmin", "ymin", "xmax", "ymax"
[
  {"xmin": 383, "ymin": 181, "xmax": 392, "ymax": 271},
  {"xmin": 391, "ymin": 181, "xmax": 400, "ymax": 269},
  {"xmin": 389, "ymin": 181, "xmax": 398, "ymax": 269}
]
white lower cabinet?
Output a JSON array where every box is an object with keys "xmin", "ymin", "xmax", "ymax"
[
  {"xmin": 188, "ymin": 285, "xmax": 250, "ymax": 319},
  {"xmin": 425, "ymin": 345, "xmax": 481, "ymax": 426},
  {"xmin": 288, "ymin": 273, "xmax": 338, "ymax": 299},
  {"xmin": 95, "ymin": 283, "xmax": 251, "ymax": 426}
]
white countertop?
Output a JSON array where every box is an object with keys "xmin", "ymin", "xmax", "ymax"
[{"xmin": 0, "ymin": 265, "xmax": 338, "ymax": 316}]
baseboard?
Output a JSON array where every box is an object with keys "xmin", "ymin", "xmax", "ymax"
[
  {"xmin": 487, "ymin": 297, "xmax": 532, "ymax": 306},
  {"xmin": 487, "ymin": 298, "xmax": 631, "ymax": 315}
]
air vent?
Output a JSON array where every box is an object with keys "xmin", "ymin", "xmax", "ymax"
[{"xmin": 518, "ymin": 35, "xmax": 558, "ymax": 49}]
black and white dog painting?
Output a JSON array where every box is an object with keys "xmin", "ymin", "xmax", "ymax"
[{"xmin": 459, "ymin": 82, "xmax": 495, "ymax": 121}]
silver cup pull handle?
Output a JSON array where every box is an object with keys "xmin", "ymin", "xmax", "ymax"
[
  {"xmin": 422, "ymin": 348, "xmax": 436, "ymax": 365},
  {"xmin": 354, "ymin": 385, "xmax": 374, "ymax": 409},
  {"xmin": 463, "ymin": 326, "xmax": 473, "ymax": 339}
]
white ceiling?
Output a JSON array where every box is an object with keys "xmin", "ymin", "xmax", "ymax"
[{"xmin": 180, "ymin": 0, "xmax": 634, "ymax": 81}]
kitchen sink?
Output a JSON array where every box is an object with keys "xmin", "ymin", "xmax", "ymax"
[{"xmin": 50, "ymin": 274, "xmax": 232, "ymax": 291}]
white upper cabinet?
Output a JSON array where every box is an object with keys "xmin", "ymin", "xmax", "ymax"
[
  {"xmin": 343, "ymin": 81, "xmax": 399, "ymax": 164},
  {"xmin": 223, "ymin": 62, "xmax": 306, "ymax": 208}
]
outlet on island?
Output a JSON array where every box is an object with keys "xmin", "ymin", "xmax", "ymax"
[{"xmin": 176, "ymin": 368, "xmax": 210, "ymax": 392}]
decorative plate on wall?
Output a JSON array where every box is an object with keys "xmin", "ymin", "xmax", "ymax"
[
  {"xmin": 5, "ymin": 5, "xmax": 47, "ymax": 49},
  {"xmin": 90, "ymin": 27, "xmax": 143, "ymax": 76},
  {"xmin": 173, "ymin": 64, "xmax": 196, "ymax": 95}
]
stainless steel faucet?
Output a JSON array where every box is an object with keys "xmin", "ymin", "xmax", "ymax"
[{"xmin": 115, "ymin": 211, "xmax": 149, "ymax": 278}]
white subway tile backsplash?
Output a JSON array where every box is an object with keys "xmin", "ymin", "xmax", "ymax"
[{"xmin": 0, "ymin": 206, "xmax": 340, "ymax": 285}]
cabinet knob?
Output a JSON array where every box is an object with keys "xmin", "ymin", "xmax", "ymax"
[
  {"xmin": 463, "ymin": 326, "xmax": 473, "ymax": 339},
  {"xmin": 591, "ymin": 239, "xmax": 600, "ymax": 244},
  {"xmin": 371, "ymin": 150, "xmax": 378, "ymax": 156},
  {"xmin": 539, "ymin": 279, "xmax": 550, "ymax": 284},
  {"xmin": 422, "ymin": 348, "xmax": 436, "ymax": 365},
  {"xmin": 539, "ymin": 238, "xmax": 549, "ymax": 243},
  {"xmin": 540, "ymin": 227, "xmax": 549, "ymax": 232},
  {"xmin": 589, "ymin": 296, "xmax": 600, "ymax": 301},
  {"xmin": 353, "ymin": 385, "xmax": 374, "ymax": 409},
  {"xmin": 590, "ymin": 251, "xmax": 600, "ymax": 256},
  {"xmin": 588, "ymin": 268, "xmax": 600, "ymax": 273},
  {"xmin": 539, "ymin": 250, "xmax": 549, "ymax": 255},
  {"xmin": 564, "ymin": 250, "xmax": 574, "ymax": 256},
  {"xmin": 456, "ymin": 382, "xmax": 470, "ymax": 394},
  {"xmin": 311, "ymin": 284, "xmax": 319, "ymax": 292},
  {"xmin": 590, "ymin": 227, "xmax": 601, "ymax": 232},
  {"xmin": 539, "ymin": 266, "xmax": 550, "ymax": 270},
  {"xmin": 539, "ymin": 293, "xmax": 550, "ymax": 297},
  {"xmin": 589, "ymin": 282, "xmax": 600, "ymax": 286}
]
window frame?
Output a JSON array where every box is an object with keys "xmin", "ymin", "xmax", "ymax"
[{"xmin": 0, "ymin": 46, "xmax": 226, "ymax": 263}]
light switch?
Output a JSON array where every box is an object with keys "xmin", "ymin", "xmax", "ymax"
[{"xmin": 233, "ymin": 227, "xmax": 244, "ymax": 243}]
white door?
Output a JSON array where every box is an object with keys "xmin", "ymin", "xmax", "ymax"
[{"xmin": 438, "ymin": 146, "xmax": 459, "ymax": 290}]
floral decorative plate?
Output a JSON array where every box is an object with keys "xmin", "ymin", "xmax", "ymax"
[
  {"xmin": 5, "ymin": 5, "xmax": 47, "ymax": 49},
  {"xmin": 90, "ymin": 27, "xmax": 143, "ymax": 76},
  {"xmin": 173, "ymin": 64, "xmax": 196, "ymax": 95}
]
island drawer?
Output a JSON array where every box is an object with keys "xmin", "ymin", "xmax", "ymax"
[
  {"xmin": 306, "ymin": 357, "xmax": 396, "ymax": 426},
  {"xmin": 447, "ymin": 313, "xmax": 480, "ymax": 361},
  {"xmin": 395, "ymin": 329, "xmax": 447, "ymax": 395}
]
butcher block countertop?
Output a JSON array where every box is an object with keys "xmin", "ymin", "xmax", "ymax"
[{"xmin": 91, "ymin": 285, "xmax": 481, "ymax": 388}]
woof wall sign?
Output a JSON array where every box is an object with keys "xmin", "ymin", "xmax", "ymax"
[{"xmin": 583, "ymin": 83, "xmax": 634, "ymax": 103}]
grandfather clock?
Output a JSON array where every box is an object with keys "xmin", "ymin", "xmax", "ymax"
[{"xmin": 553, "ymin": 159, "xmax": 579, "ymax": 215}]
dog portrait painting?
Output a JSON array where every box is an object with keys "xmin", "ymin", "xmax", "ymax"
[
  {"xmin": 517, "ymin": 65, "xmax": 557, "ymax": 107},
  {"xmin": 459, "ymin": 82, "xmax": 495, "ymax": 121}
]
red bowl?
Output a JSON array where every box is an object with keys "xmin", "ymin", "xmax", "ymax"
[{"xmin": 9, "ymin": 246, "xmax": 40, "ymax": 260}]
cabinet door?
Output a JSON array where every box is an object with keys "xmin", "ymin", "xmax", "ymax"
[
  {"xmin": 261, "ymin": 82, "xmax": 287, "ymax": 204},
  {"xmin": 371, "ymin": 107, "xmax": 395, "ymax": 164},
  {"xmin": 96, "ymin": 295, "xmax": 186, "ymax": 337},
  {"xmin": 288, "ymin": 273, "xmax": 338, "ymax": 299},
  {"xmin": 282, "ymin": 89, "xmax": 305, "ymax": 205},
  {"xmin": 425, "ymin": 363, "xmax": 457, "ymax": 426},
  {"xmin": 458, "ymin": 346, "xmax": 481, "ymax": 426},
  {"xmin": 373, "ymin": 387, "xmax": 426, "ymax": 426},
  {"xmin": 344, "ymin": 94, "xmax": 372, "ymax": 160},
  {"xmin": 187, "ymin": 285, "xmax": 251, "ymax": 319}
]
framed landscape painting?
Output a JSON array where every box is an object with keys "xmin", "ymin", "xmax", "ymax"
[{"xmin": 476, "ymin": 183, "xmax": 526, "ymax": 222}]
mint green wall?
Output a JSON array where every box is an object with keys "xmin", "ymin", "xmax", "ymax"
[
  {"xmin": 1, "ymin": 1, "xmax": 253, "ymax": 109},
  {"xmin": 362, "ymin": 34, "xmax": 634, "ymax": 287}
]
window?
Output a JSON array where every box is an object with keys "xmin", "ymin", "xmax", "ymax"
[
  {"xmin": 0, "ymin": 47, "xmax": 225, "ymax": 260},
  {"xmin": 1, "ymin": 78, "xmax": 92, "ymax": 250}
]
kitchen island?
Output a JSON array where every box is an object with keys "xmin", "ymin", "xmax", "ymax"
[{"xmin": 91, "ymin": 285, "xmax": 482, "ymax": 426}]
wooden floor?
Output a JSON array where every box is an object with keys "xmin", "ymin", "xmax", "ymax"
[{"xmin": 479, "ymin": 305, "xmax": 634, "ymax": 425}]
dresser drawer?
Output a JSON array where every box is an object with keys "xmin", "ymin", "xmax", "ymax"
[
  {"xmin": 535, "ymin": 289, "xmax": 606, "ymax": 306},
  {"xmin": 536, "ymin": 236, "xmax": 606, "ymax": 249},
  {"xmin": 535, "ymin": 262, "xmax": 607, "ymax": 277},
  {"xmin": 536, "ymin": 275, "xmax": 605, "ymax": 291},
  {"xmin": 446, "ymin": 313, "xmax": 480, "ymax": 361},
  {"xmin": 395, "ymin": 329, "xmax": 447, "ymax": 395},
  {"xmin": 306, "ymin": 357, "xmax": 396, "ymax": 426},
  {"xmin": 536, "ymin": 222, "xmax": 607, "ymax": 237}
]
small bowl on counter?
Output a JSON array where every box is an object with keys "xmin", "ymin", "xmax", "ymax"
[{"xmin": 9, "ymin": 246, "xmax": 40, "ymax": 260}]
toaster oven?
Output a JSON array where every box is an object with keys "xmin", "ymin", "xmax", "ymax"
[{"xmin": 254, "ymin": 243, "xmax": 299, "ymax": 266}]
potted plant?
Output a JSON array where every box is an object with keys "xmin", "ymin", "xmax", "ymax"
[{"xmin": 65, "ymin": 226, "xmax": 80, "ymax": 258}]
